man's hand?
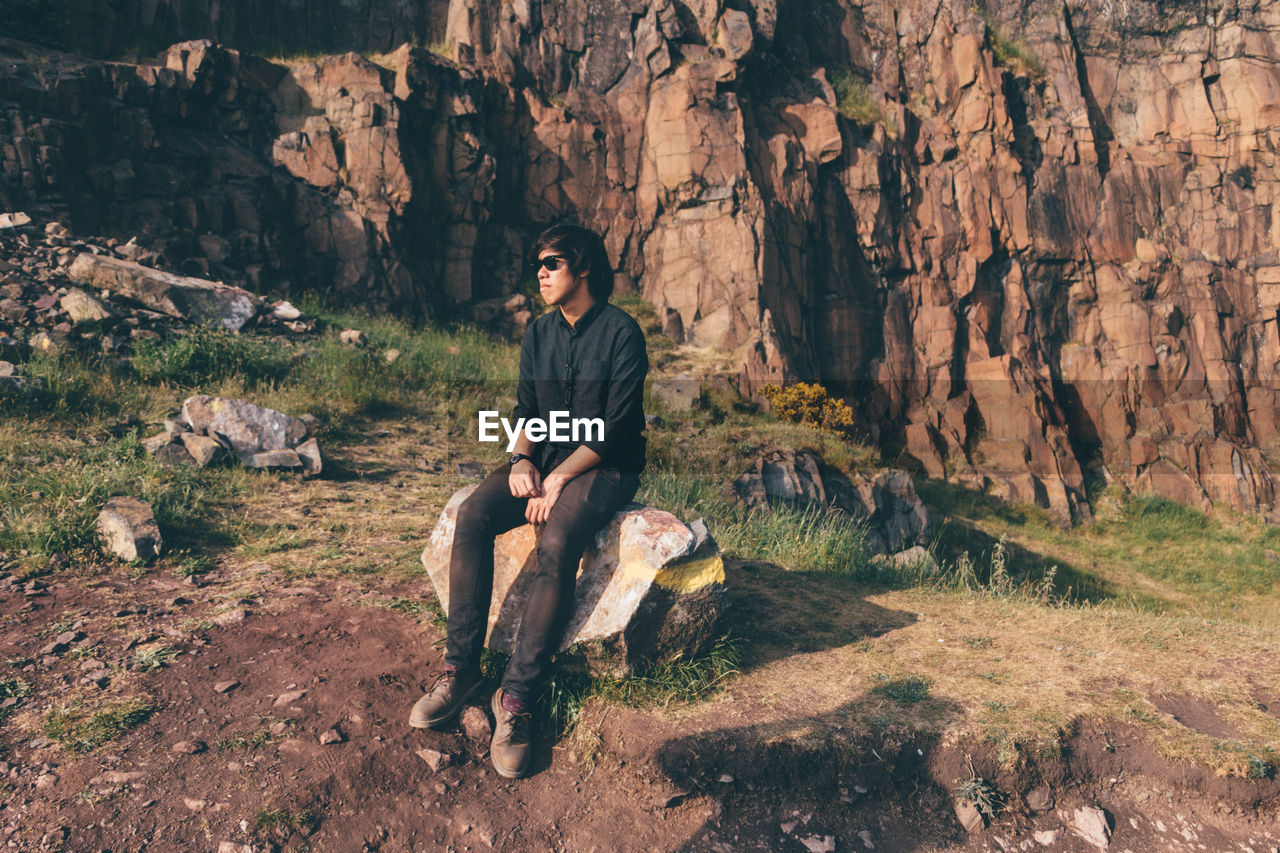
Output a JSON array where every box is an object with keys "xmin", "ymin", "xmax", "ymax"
[
  {"xmin": 525, "ymin": 473, "xmax": 567, "ymax": 524},
  {"xmin": 508, "ymin": 460, "xmax": 543, "ymax": 498}
]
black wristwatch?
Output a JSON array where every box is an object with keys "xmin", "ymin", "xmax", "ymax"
[{"xmin": 509, "ymin": 452, "xmax": 532, "ymax": 466}]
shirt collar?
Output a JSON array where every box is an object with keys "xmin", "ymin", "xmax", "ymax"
[{"xmin": 557, "ymin": 299, "xmax": 605, "ymax": 334}]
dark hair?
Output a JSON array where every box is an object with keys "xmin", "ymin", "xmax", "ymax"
[{"xmin": 532, "ymin": 222, "xmax": 614, "ymax": 301}]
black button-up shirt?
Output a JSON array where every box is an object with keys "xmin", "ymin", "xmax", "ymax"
[{"xmin": 513, "ymin": 301, "xmax": 648, "ymax": 474}]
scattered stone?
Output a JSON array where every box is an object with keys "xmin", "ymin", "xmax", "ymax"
[
  {"xmin": 218, "ymin": 843, "xmax": 253, "ymax": 853},
  {"xmin": 274, "ymin": 689, "xmax": 307, "ymax": 706},
  {"xmin": 456, "ymin": 461, "xmax": 487, "ymax": 479},
  {"xmin": 318, "ymin": 727, "xmax": 344, "ymax": 745},
  {"xmin": 870, "ymin": 545, "xmax": 939, "ymax": 574},
  {"xmin": 39, "ymin": 640, "xmax": 68, "ymax": 656},
  {"xmin": 246, "ymin": 448, "xmax": 303, "ymax": 469},
  {"xmin": 60, "ymin": 288, "xmax": 114, "ymax": 323},
  {"xmin": 460, "ymin": 705, "xmax": 491, "ymax": 744},
  {"xmin": 1026, "ymin": 786, "xmax": 1054, "ymax": 812},
  {"xmin": 184, "ymin": 797, "xmax": 208, "ymax": 811},
  {"xmin": 29, "ymin": 331, "xmax": 58, "ymax": 355},
  {"xmin": 954, "ymin": 798, "xmax": 985, "ymax": 833},
  {"xmin": 142, "ymin": 432, "xmax": 175, "ymax": 454},
  {"xmin": 717, "ymin": 774, "xmax": 734, "ymax": 783},
  {"xmin": 97, "ymin": 496, "xmax": 163, "ymax": 562},
  {"xmin": 155, "ymin": 442, "xmax": 197, "ymax": 468},
  {"xmin": 1071, "ymin": 806, "xmax": 1112, "ymax": 849},
  {"xmin": 35, "ymin": 772, "xmax": 57, "ymax": 790},
  {"xmin": 857, "ymin": 829, "xmax": 875, "ymax": 849},
  {"xmin": 271, "ymin": 300, "xmax": 302, "ymax": 320},
  {"xmin": 415, "ymin": 747, "xmax": 453, "ymax": 771},
  {"xmin": 170, "ymin": 740, "xmax": 207, "ymax": 754},
  {"xmin": 296, "ymin": 437, "xmax": 323, "ymax": 477},
  {"xmin": 163, "ymin": 417, "xmax": 191, "ymax": 435},
  {"xmin": 67, "ymin": 253, "xmax": 262, "ymax": 331},
  {"xmin": 213, "ymin": 608, "xmax": 249, "ymax": 627},
  {"xmin": 799, "ymin": 836, "xmax": 836, "ymax": 853},
  {"xmin": 383, "ymin": 348, "xmax": 401, "ymax": 364},
  {"xmin": 178, "ymin": 433, "xmax": 224, "ymax": 467},
  {"xmin": 424, "ymin": 488, "xmax": 728, "ymax": 671},
  {"xmin": 213, "ymin": 680, "xmax": 239, "ymax": 694},
  {"xmin": 1034, "ymin": 829, "xmax": 1062, "ymax": 846},
  {"xmin": 0, "ymin": 212, "xmax": 31, "ymax": 228},
  {"xmin": 339, "ymin": 328, "xmax": 366, "ymax": 347},
  {"xmin": 93, "ymin": 771, "xmax": 146, "ymax": 785},
  {"xmin": 27, "ymin": 736, "xmax": 52, "ymax": 749},
  {"xmin": 181, "ymin": 395, "xmax": 308, "ymax": 460}
]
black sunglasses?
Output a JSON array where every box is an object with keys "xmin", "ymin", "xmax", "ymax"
[{"xmin": 532, "ymin": 254, "xmax": 568, "ymax": 272}]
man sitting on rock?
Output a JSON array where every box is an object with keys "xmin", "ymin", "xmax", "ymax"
[{"xmin": 409, "ymin": 222, "xmax": 648, "ymax": 779}]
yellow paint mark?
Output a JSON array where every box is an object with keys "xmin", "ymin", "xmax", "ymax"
[{"xmin": 653, "ymin": 555, "xmax": 725, "ymax": 594}]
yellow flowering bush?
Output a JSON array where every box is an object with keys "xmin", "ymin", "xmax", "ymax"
[{"xmin": 758, "ymin": 382, "xmax": 855, "ymax": 433}]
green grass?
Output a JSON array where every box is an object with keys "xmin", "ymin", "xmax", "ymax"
[
  {"xmin": 44, "ymin": 700, "xmax": 156, "ymax": 753},
  {"xmin": 870, "ymin": 674, "xmax": 932, "ymax": 705},
  {"xmin": 976, "ymin": 10, "xmax": 1045, "ymax": 81},
  {"xmin": 0, "ymin": 678, "xmax": 31, "ymax": 725},
  {"xmin": 830, "ymin": 69, "xmax": 896, "ymax": 134},
  {"xmin": 251, "ymin": 805, "xmax": 318, "ymax": 838}
]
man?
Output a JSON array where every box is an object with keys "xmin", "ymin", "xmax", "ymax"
[{"xmin": 409, "ymin": 222, "xmax": 648, "ymax": 779}]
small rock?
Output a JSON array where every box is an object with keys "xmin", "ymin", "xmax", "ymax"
[
  {"xmin": 27, "ymin": 736, "xmax": 52, "ymax": 749},
  {"xmin": 416, "ymin": 747, "xmax": 453, "ymax": 772},
  {"xmin": 213, "ymin": 680, "xmax": 239, "ymax": 694},
  {"xmin": 218, "ymin": 842, "xmax": 253, "ymax": 853},
  {"xmin": 170, "ymin": 740, "xmax": 207, "ymax": 754},
  {"xmin": 955, "ymin": 798, "xmax": 985, "ymax": 833},
  {"xmin": 456, "ymin": 461, "xmax": 487, "ymax": 479},
  {"xmin": 0, "ymin": 212, "xmax": 31, "ymax": 228},
  {"xmin": 60, "ymin": 288, "xmax": 114, "ymax": 323},
  {"xmin": 39, "ymin": 640, "xmax": 68, "ymax": 656},
  {"xmin": 245, "ymin": 449, "xmax": 302, "ymax": 469},
  {"xmin": 273, "ymin": 689, "xmax": 306, "ymax": 706},
  {"xmin": 296, "ymin": 438, "xmax": 322, "ymax": 478},
  {"xmin": 178, "ymin": 433, "xmax": 224, "ymax": 467},
  {"xmin": 141, "ymin": 432, "xmax": 175, "ymax": 454},
  {"xmin": 271, "ymin": 300, "xmax": 302, "ymax": 320},
  {"xmin": 1034, "ymin": 829, "xmax": 1062, "ymax": 846},
  {"xmin": 212, "ymin": 608, "xmax": 248, "ymax": 627},
  {"xmin": 1026, "ymin": 785, "xmax": 1054, "ymax": 812},
  {"xmin": 93, "ymin": 770, "xmax": 146, "ymax": 785},
  {"xmin": 799, "ymin": 835, "xmax": 836, "ymax": 853},
  {"xmin": 339, "ymin": 328, "xmax": 366, "ymax": 347},
  {"xmin": 384, "ymin": 348, "xmax": 401, "ymax": 364},
  {"xmin": 858, "ymin": 829, "xmax": 875, "ymax": 849},
  {"xmin": 97, "ymin": 496, "xmax": 162, "ymax": 562},
  {"xmin": 1071, "ymin": 806, "xmax": 1111, "ymax": 849},
  {"xmin": 55, "ymin": 630, "xmax": 83, "ymax": 645},
  {"xmin": 184, "ymin": 797, "xmax": 207, "ymax": 811},
  {"xmin": 318, "ymin": 727, "xmax": 344, "ymax": 745},
  {"xmin": 717, "ymin": 774, "xmax": 734, "ymax": 783},
  {"xmin": 35, "ymin": 772, "xmax": 58, "ymax": 789},
  {"xmin": 461, "ymin": 705, "xmax": 491, "ymax": 743}
]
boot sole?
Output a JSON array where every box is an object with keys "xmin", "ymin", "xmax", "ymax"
[
  {"xmin": 408, "ymin": 677, "xmax": 484, "ymax": 729},
  {"xmin": 490, "ymin": 689, "xmax": 530, "ymax": 779}
]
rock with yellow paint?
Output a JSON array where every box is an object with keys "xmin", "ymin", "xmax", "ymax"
[{"xmin": 421, "ymin": 485, "xmax": 728, "ymax": 674}]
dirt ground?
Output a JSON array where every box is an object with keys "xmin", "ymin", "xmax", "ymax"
[{"xmin": 2, "ymin": 427, "xmax": 1278, "ymax": 852}]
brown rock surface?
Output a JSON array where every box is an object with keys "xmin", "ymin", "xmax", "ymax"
[{"xmin": 7, "ymin": 0, "xmax": 1280, "ymax": 520}]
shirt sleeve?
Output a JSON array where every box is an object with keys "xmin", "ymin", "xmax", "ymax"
[
  {"xmin": 512, "ymin": 325, "xmax": 538, "ymax": 427},
  {"xmin": 582, "ymin": 320, "xmax": 648, "ymax": 459}
]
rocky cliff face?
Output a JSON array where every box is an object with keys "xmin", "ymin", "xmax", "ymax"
[{"xmin": 4, "ymin": 0, "xmax": 1280, "ymax": 524}]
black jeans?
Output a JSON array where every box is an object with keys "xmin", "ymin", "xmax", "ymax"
[{"xmin": 444, "ymin": 462, "xmax": 640, "ymax": 702}]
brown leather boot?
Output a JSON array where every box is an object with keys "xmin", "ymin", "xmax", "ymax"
[
  {"xmin": 408, "ymin": 667, "xmax": 483, "ymax": 729},
  {"xmin": 489, "ymin": 688, "xmax": 533, "ymax": 779}
]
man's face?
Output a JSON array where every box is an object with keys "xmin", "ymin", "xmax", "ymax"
[{"xmin": 536, "ymin": 250, "xmax": 589, "ymax": 307}]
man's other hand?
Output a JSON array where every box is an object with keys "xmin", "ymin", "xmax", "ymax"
[
  {"xmin": 525, "ymin": 473, "xmax": 566, "ymax": 524},
  {"xmin": 508, "ymin": 460, "xmax": 542, "ymax": 498}
]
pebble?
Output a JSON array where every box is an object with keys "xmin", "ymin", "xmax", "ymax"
[
  {"xmin": 318, "ymin": 728, "xmax": 344, "ymax": 745},
  {"xmin": 213, "ymin": 608, "xmax": 248, "ymax": 627},
  {"xmin": 1071, "ymin": 806, "xmax": 1112, "ymax": 849},
  {"xmin": 170, "ymin": 740, "xmax": 207, "ymax": 754},
  {"xmin": 954, "ymin": 798, "xmax": 984, "ymax": 833},
  {"xmin": 416, "ymin": 748, "xmax": 452, "ymax": 772},
  {"xmin": 1026, "ymin": 785, "xmax": 1054, "ymax": 812},
  {"xmin": 212, "ymin": 680, "xmax": 239, "ymax": 694},
  {"xmin": 273, "ymin": 689, "xmax": 306, "ymax": 706},
  {"xmin": 184, "ymin": 798, "xmax": 207, "ymax": 811},
  {"xmin": 1034, "ymin": 829, "xmax": 1062, "ymax": 846},
  {"xmin": 35, "ymin": 773, "xmax": 57, "ymax": 790},
  {"xmin": 92, "ymin": 771, "xmax": 146, "ymax": 785},
  {"xmin": 461, "ymin": 706, "xmax": 491, "ymax": 743},
  {"xmin": 799, "ymin": 835, "xmax": 836, "ymax": 853}
]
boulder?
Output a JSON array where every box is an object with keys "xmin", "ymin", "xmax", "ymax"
[
  {"xmin": 97, "ymin": 497, "xmax": 162, "ymax": 562},
  {"xmin": 66, "ymin": 253, "xmax": 261, "ymax": 331},
  {"xmin": 651, "ymin": 375, "xmax": 701, "ymax": 411},
  {"xmin": 421, "ymin": 486, "xmax": 728, "ymax": 672},
  {"xmin": 296, "ymin": 438, "xmax": 322, "ymax": 477},
  {"xmin": 178, "ymin": 433, "xmax": 224, "ymax": 467},
  {"xmin": 181, "ymin": 395, "xmax": 308, "ymax": 462}
]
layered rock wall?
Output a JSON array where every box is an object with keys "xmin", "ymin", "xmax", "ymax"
[{"xmin": 7, "ymin": 0, "xmax": 1280, "ymax": 523}]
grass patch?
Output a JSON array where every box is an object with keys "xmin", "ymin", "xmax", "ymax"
[
  {"xmin": 132, "ymin": 327, "xmax": 296, "ymax": 389},
  {"xmin": 131, "ymin": 643, "xmax": 178, "ymax": 672},
  {"xmin": 976, "ymin": 10, "xmax": 1045, "ymax": 81},
  {"xmin": 215, "ymin": 725, "xmax": 280, "ymax": 753},
  {"xmin": 251, "ymin": 805, "xmax": 318, "ymax": 838},
  {"xmin": 0, "ymin": 678, "xmax": 31, "ymax": 725},
  {"xmin": 44, "ymin": 700, "xmax": 156, "ymax": 753},
  {"xmin": 870, "ymin": 674, "xmax": 932, "ymax": 705}
]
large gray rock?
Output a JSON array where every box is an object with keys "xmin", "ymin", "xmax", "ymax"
[
  {"xmin": 181, "ymin": 396, "xmax": 308, "ymax": 462},
  {"xmin": 66, "ymin": 253, "xmax": 261, "ymax": 331},
  {"xmin": 59, "ymin": 288, "xmax": 115, "ymax": 323},
  {"xmin": 97, "ymin": 497, "xmax": 162, "ymax": 563},
  {"xmin": 421, "ymin": 486, "xmax": 728, "ymax": 672}
]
